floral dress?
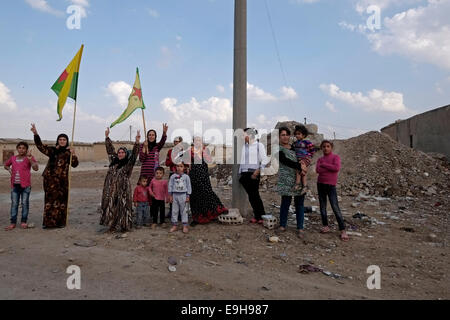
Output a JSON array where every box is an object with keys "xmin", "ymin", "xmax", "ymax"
[
  {"xmin": 100, "ymin": 138, "xmax": 139, "ymax": 232},
  {"xmin": 34, "ymin": 135, "xmax": 79, "ymax": 228}
]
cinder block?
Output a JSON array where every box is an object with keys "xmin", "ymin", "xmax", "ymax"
[{"xmin": 262, "ymin": 215, "xmax": 279, "ymax": 230}]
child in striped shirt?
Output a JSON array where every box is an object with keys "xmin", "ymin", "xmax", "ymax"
[{"xmin": 292, "ymin": 125, "xmax": 315, "ymax": 195}]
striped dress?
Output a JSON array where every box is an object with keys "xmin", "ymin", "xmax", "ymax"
[{"xmin": 139, "ymin": 134, "xmax": 167, "ymax": 183}]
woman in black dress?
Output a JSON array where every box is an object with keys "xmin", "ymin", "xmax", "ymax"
[{"xmin": 189, "ymin": 136, "xmax": 228, "ymax": 226}]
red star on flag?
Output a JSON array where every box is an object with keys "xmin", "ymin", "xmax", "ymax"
[{"xmin": 132, "ymin": 87, "xmax": 142, "ymax": 100}]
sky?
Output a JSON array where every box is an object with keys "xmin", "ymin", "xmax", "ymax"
[{"xmin": 0, "ymin": 0, "xmax": 449, "ymax": 143}]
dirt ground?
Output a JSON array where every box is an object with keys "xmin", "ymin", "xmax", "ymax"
[{"xmin": 0, "ymin": 167, "xmax": 448, "ymax": 300}]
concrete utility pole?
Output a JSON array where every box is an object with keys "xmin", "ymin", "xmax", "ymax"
[{"xmin": 232, "ymin": 0, "xmax": 248, "ymax": 215}]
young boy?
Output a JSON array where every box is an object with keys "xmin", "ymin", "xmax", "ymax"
[
  {"xmin": 292, "ymin": 125, "xmax": 315, "ymax": 195},
  {"xmin": 133, "ymin": 176, "xmax": 150, "ymax": 229},
  {"xmin": 4, "ymin": 142, "xmax": 39, "ymax": 231},
  {"xmin": 149, "ymin": 167, "xmax": 169, "ymax": 228},
  {"xmin": 168, "ymin": 163, "xmax": 192, "ymax": 234}
]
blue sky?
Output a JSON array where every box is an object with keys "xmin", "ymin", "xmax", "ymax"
[{"xmin": 0, "ymin": 0, "xmax": 449, "ymax": 142}]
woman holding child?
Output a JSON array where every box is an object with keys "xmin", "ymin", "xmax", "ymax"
[
  {"xmin": 100, "ymin": 128, "xmax": 141, "ymax": 232},
  {"xmin": 276, "ymin": 127, "xmax": 306, "ymax": 239},
  {"xmin": 31, "ymin": 124, "xmax": 79, "ymax": 229}
]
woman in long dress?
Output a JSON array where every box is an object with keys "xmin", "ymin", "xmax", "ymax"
[
  {"xmin": 189, "ymin": 136, "xmax": 228, "ymax": 226},
  {"xmin": 31, "ymin": 124, "xmax": 78, "ymax": 229},
  {"xmin": 100, "ymin": 128, "xmax": 141, "ymax": 232}
]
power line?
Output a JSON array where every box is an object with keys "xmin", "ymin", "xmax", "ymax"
[{"xmin": 264, "ymin": 0, "xmax": 295, "ymax": 113}]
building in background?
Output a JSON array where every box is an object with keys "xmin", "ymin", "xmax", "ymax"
[{"xmin": 381, "ymin": 105, "xmax": 450, "ymax": 158}]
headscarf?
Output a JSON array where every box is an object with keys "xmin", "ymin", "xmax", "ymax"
[
  {"xmin": 55, "ymin": 134, "xmax": 69, "ymax": 154},
  {"xmin": 147, "ymin": 130, "xmax": 158, "ymax": 151},
  {"xmin": 110, "ymin": 147, "xmax": 130, "ymax": 169}
]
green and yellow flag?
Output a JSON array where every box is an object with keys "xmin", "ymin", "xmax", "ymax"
[
  {"xmin": 51, "ymin": 45, "xmax": 84, "ymax": 121},
  {"xmin": 111, "ymin": 68, "xmax": 146, "ymax": 128}
]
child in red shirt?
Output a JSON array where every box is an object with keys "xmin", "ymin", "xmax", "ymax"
[{"xmin": 133, "ymin": 176, "xmax": 150, "ymax": 229}]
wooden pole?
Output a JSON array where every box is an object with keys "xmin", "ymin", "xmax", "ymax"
[
  {"xmin": 142, "ymin": 109, "xmax": 147, "ymax": 145},
  {"xmin": 66, "ymin": 100, "xmax": 77, "ymax": 226}
]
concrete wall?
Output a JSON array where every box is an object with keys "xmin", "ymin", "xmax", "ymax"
[
  {"xmin": 381, "ymin": 105, "xmax": 450, "ymax": 158},
  {"xmin": 1, "ymin": 139, "xmax": 93, "ymax": 164}
]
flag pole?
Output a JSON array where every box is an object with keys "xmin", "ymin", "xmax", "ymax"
[
  {"xmin": 66, "ymin": 99, "xmax": 77, "ymax": 227},
  {"xmin": 138, "ymin": 68, "xmax": 147, "ymax": 150},
  {"xmin": 66, "ymin": 44, "xmax": 84, "ymax": 227}
]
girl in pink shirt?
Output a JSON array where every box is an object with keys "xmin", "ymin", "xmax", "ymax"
[
  {"xmin": 316, "ymin": 140, "xmax": 349, "ymax": 242},
  {"xmin": 148, "ymin": 167, "xmax": 169, "ymax": 228},
  {"xmin": 4, "ymin": 142, "xmax": 39, "ymax": 231}
]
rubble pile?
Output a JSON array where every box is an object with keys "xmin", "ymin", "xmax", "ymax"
[{"xmin": 335, "ymin": 131, "xmax": 450, "ymax": 197}]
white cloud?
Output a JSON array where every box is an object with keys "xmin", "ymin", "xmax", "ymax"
[
  {"xmin": 247, "ymin": 83, "xmax": 277, "ymax": 102},
  {"xmin": 355, "ymin": 0, "xmax": 422, "ymax": 14},
  {"xmin": 70, "ymin": 0, "xmax": 90, "ymax": 18},
  {"xmin": 161, "ymin": 97, "xmax": 232, "ymax": 127},
  {"xmin": 0, "ymin": 82, "xmax": 17, "ymax": 112},
  {"xmin": 365, "ymin": 0, "xmax": 450, "ymax": 70},
  {"xmin": 320, "ymin": 83, "xmax": 407, "ymax": 113},
  {"xmin": 325, "ymin": 101, "xmax": 337, "ymax": 113},
  {"xmin": 280, "ymin": 86, "xmax": 299, "ymax": 100},
  {"xmin": 216, "ymin": 85, "xmax": 225, "ymax": 93},
  {"xmin": 343, "ymin": 0, "xmax": 450, "ymax": 70},
  {"xmin": 106, "ymin": 81, "xmax": 132, "ymax": 107},
  {"xmin": 25, "ymin": 0, "xmax": 90, "ymax": 17},
  {"xmin": 25, "ymin": 0, "xmax": 64, "ymax": 16},
  {"xmin": 233, "ymin": 83, "xmax": 299, "ymax": 102}
]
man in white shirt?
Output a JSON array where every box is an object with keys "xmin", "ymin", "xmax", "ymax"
[{"xmin": 239, "ymin": 128, "xmax": 270, "ymax": 224}]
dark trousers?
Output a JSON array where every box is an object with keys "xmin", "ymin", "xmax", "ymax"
[
  {"xmin": 280, "ymin": 195, "xmax": 305, "ymax": 230},
  {"xmin": 151, "ymin": 199, "xmax": 166, "ymax": 224},
  {"xmin": 317, "ymin": 183, "xmax": 346, "ymax": 231},
  {"xmin": 239, "ymin": 172, "xmax": 265, "ymax": 220}
]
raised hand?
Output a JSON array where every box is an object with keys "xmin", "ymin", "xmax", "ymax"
[
  {"xmin": 26, "ymin": 150, "xmax": 33, "ymax": 160},
  {"xmin": 136, "ymin": 130, "xmax": 141, "ymax": 143},
  {"xmin": 31, "ymin": 123, "xmax": 38, "ymax": 135},
  {"xmin": 105, "ymin": 127, "xmax": 110, "ymax": 138},
  {"xmin": 163, "ymin": 123, "xmax": 168, "ymax": 134}
]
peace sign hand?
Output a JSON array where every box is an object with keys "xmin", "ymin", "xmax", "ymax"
[
  {"xmin": 105, "ymin": 127, "xmax": 110, "ymax": 138},
  {"xmin": 31, "ymin": 123, "xmax": 38, "ymax": 135},
  {"xmin": 163, "ymin": 123, "xmax": 168, "ymax": 134},
  {"xmin": 136, "ymin": 130, "xmax": 141, "ymax": 143}
]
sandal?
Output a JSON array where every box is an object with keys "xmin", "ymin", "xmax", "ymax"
[
  {"xmin": 257, "ymin": 220, "xmax": 264, "ymax": 225},
  {"xmin": 183, "ymin": 226, "xmax": 189, "ymax": 234},
  {"xmin": 21, "ymin": 223, "xmax": 28, "ymax": 229},
  {"xmin": 169, "ymin": 226, "xmax": 178, "ymax": 233},
  {"xmin": 341, "ymin": 232, "xmax": 350, "ymax": 242},
  {"xmin": 5, "ymin": 224, "xmax": 16, "ymax": 231},
  {"xmin": 320, "ymin": 226, "xmax": 331, "ymax": 234},
  {"xmin": 297, "ymin": 230, "xmax": 305, "ymax": 239},
  {"xmin": 250, "ymin": 218, "xmax": 258, "ymax": 224}
]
